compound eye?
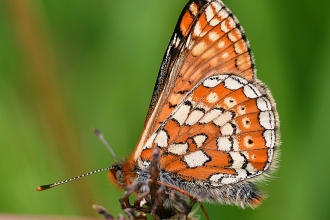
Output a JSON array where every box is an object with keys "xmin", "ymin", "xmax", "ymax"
[
  {"xmin": 108, "ymin": 163, "xmax": 125, "ymax": 187},
  {"xmin": 115, "ymin": 170, "xmax": 124, "ymax": 185}
]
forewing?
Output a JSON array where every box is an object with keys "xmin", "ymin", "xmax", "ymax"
[{"xmin": 135, "ymin": 0, "xmax": 256, "ymax": 157}]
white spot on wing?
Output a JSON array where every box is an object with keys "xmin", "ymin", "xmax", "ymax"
[
  {"xmin": 220, "ymin": 17, "xmax": 235, "ymax": 33},
  {"xmin": 210, "ymin": 17, "xmax": 221, "ymax": 26},
  {"xmin": 200, "ymin": 108, "xmax": 223, "ymax": 124},
  {"xmin": 257, "ymin": 97, "xmax": 271, "ymax": 111},
  {"xmin": 228, "ymin": 17, "xmax": 236, "ymax": 28},
  {"xmin": 221, "ymin": 123, "xmax": 235, "ymax": 136},
  {"xmin": 186, "ymin": 34, "xmax": 193, "ymax": 50},
  {"xmin": 209, "ymin": 31, "xmax": 220, "ymax": 42},
  {"xmin": 210, "ymin": 169, "xmax": 248, "ymax": 185},
  {"xmin": 189, "ymin": 2, "xmax": 198, "ymax": 16},
  {"xmin": 259, "ymin": 111, "xmax": 275, "ymax": 129},
  {"xmin": 192, "ymin": 41, "xmax": 207, "ymax": 56},
  {"xmin": 245, "ymin": 162, "xmax": 257, "ymax": 175},
  {"xmin": 263, "ymin": 129, "xmax": 275, "ymax": 148},
  {"xmin": 208, "ymin": 3, "xmax": 222, "ymax": 26},
  {"xmin": 206, "ymin": 92, "xmax": 219, "ymax": 103},
  {"xmin": 183, "ymin": 150, "xmax": 209, "ymax": 168},
  {"xmin": 218, "ymin": 9, "xmax": 228, "ymax": 19},
  {"xmin": 193, "ymin": 134, "xmax": 207, "ymax": 148},
  {"xmin": 224, "ymin": 97, "xmax": 237, "ymax": 108},
  {"xmin": 155, "ymin": 130, "xmax": 168, "ymax": 148},
  {"xmin": 234, "ymin": 41, "xmax": 247, "ymax": 54},
  {"xmin": 237, "ymin": 105, "xmax": 246, "ymax": 115},
  {"xmin": 185, "ymin": 109, "xmax": 204, "ymax": 125},
  {"xmin": 229, "ymin": 152, "xmax": 246, "ymax": 169},
  {"xmin": 205, "ymin": 4, "xmax": 215, "ymax": 22},
  {"xmin": 221, "ymin": 172, "xmax": 246, "ymax": 184},
  {"xmin": 264, "ymin": 149, "xmax": 274, "ymax": 171},
  {"xmin": 209, "ymin": 173, "xmax": 225, "ymax": 182},
  {"xmin": 213, "ymin": 111, "xmax": 234, "ymax": 127},
  {"xmin": 203, "ymin": 74, "xmax": 228, "ymax": 88},
  {"xmin": 173, "ymin": 34, "xmax": 181, "ymax": 48},
  {"xmin": 172, "ymin": 103, "xmax": 191, "ymax": 125},
  {"xmin": 222, "ymin": 52, "xmax": 229, "ymax": 59},
  {"xmin": 243, "ymin": 84, "xmax": 262, "ymax": 98},
  {"xmin": 217, "ymin": 136, "xmax": 239, "ymax": 151},
  {"xmin": 268, "ymin": 148, "xmax": 274, "ymax": 163},
  {"xmin": 168, "ymin": 143, "xmax": 188, "ymax": 155},
  {"xmin": 228, "ymin": 31, "xmax": 238, "ymax": 42},
  {"xmin": 211, "ymin": 2, "xmax": 223, "ymax": 12},
  {"xmin": 225, "ymin": 77, "xmax": 242, "ymax": 90},
  {"xmin": 242, "ymin": 117, "xmax": 251, "ymax": 129},
  {"xmin": 193, "ymin": 21, "xmax": 202, "ymax": 36},
  {"xmin": 218, "ymin": 40, "xmax": 225, "ymax": 48},
  {"xmin": 143, "ymin": 133, "xmax": 156, "ymax": 150},
  {"xmin": 224, "ymin": 76, "xmax": 247, "ymax": 90}
]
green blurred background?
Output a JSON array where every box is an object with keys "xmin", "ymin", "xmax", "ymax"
[{"xmin": 1, "ymin": 0, "xmax": 330, "ymax": 219}]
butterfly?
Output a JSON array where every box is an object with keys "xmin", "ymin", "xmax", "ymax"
[
  {"xmin": 37, "ymin": 0, "xmax": 279, "ymax": 217},
  {"xmin": 109, "ymin": 0, "xmax": 279, "ymax": 210}
]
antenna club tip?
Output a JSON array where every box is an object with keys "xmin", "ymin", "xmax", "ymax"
[
  {"xmin": 36, "ymin": 186, "xmax": 44, "ymax": 191},
  {"xmin": 36, "ymin": 185, "xmax": 51, "ymax": 191},
  {"xmin": 91, "ymin": 128, "xmax": 101, "ymax": 135}
]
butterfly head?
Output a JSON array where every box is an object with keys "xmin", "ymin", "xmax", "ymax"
[{"xmin": 108, "ymin": 161, "xmax": 126, "ymax": 187}]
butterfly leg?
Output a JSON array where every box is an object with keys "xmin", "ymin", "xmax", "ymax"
[
  {"xmin": 149, "ymin": 146, "xmax": 209, "ymax": 220},
  {"xmin": 93, "ymin": 204, "xmax": 127, "ymax": 220},
  {"xmin": 116, "ymin": 145, "xmax": 209, "ymax": 219},
  {"xmin": 92, "ymin": 204, "xmax": 115, "ymax": 220},
  {"xmin": 119, "ymin": 182, "xmax": 149, "ymax": 219}
]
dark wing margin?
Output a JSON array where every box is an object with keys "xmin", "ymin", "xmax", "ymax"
[{"xmin": 146, "ymin": 0, "xmax": 212, "ymax": 122}]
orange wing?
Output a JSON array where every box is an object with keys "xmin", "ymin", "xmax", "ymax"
[
  {"xmin": 139, "ymin": 74, "xmax": 279, "ymax": 186},
  {"xmin": 133, "ymin": 0, "xmax": 256, "ymax": 159}
]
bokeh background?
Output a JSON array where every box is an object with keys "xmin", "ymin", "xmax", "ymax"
[{"xmin": 1, "ymin": 0, "xmax": 330, "ymax": 219}]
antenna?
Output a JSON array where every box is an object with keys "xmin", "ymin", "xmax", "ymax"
[
  {"xmin": 91, "ymin": 128, "xmax": 119, "ymax": 162},
  {"xmin": 36, "ymin": 128, "xmax": 115, "ymax": 191},
  {"xmin": 36, "ymin": 167, "xmax": 110, "ymax": 191}
]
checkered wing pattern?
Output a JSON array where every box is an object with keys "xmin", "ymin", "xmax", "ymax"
[{"xmin": 140, "ymin": 0, "xmax": 256, "ymax": 144}]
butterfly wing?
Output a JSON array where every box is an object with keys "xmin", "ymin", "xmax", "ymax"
[
  {"xmin": 131, "ymin": 0, "xmax": 280, "ymax": 208},
  {"xmin": 135, "ymin": 0, "xmax": 256, "ymax": 160},
  {"xmin": 138, "ymin": 74, "xmax": 279, "ymax": 207}
]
